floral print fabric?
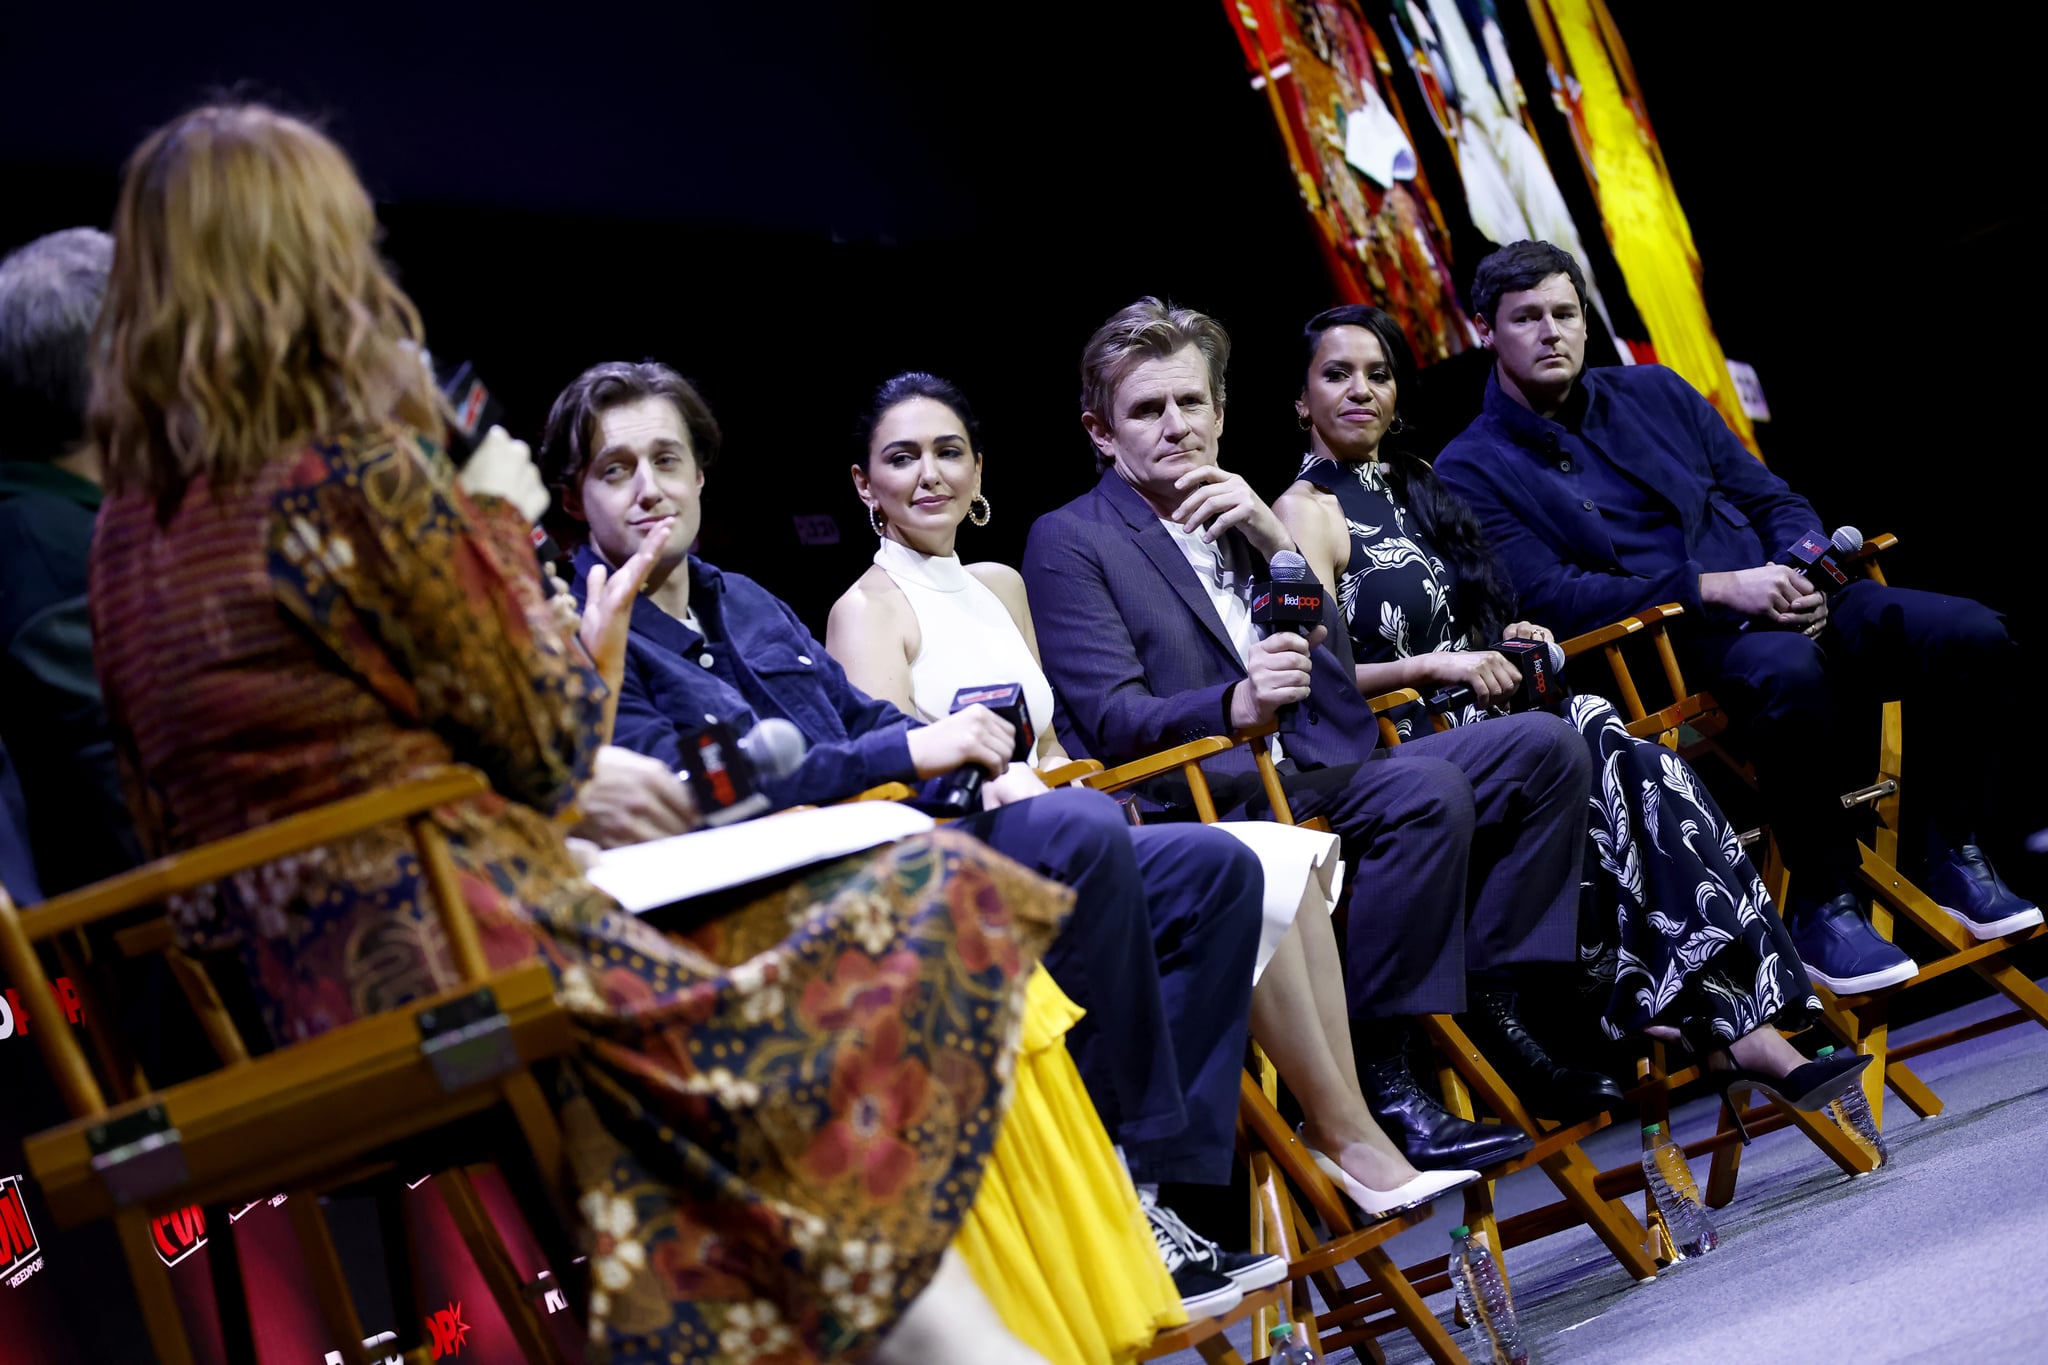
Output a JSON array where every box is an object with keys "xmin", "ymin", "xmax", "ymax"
[
  {"xmin": 1570, "ymin": 694, "xmax": 1819, "ymax": 1047},
  {"xmin": 88, "ymin": 431, "xmax": 1069, "ymax": 1361},
  {"xmin": 1301, "ymin": 454, "xmax": 1817, "ymax": 1046},
  {"xmin": 1299, "ymin": 454, "xmax": 1486, "ymax": 736}
]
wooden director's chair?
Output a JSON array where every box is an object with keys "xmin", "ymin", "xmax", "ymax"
[
  {"xmin": 1565, "ymin": 534, "xmax": 2048, "ymax": 1192},
  {"xmin": 0, "ymin": 769, "xmax": 578, "ymax": 1365},
  {"xmin": 1065, "ymin": 723, "xmax": 1657, "ymax": 1365},
  {"xmin": 853, "ymin": 753, "xmax": 1326, "ymax": 1365},
  {"xmin": 1350, "ymin": 615, "xmax": 1876, "ymax": 1306}
]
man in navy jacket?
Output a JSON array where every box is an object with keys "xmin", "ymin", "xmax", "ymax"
[
  {"xmin": 542, "ymin": 359, "xmax": 1284, "ymax": 1309},
  {"xmin": 1435, "ymin": 240, "xmax": 2038, "ymax": 993},
  {"xmin": 1025, "ymin": 298, "xmax": 1616, "ymax": 1164}
]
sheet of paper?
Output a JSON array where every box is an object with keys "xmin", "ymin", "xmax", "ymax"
[{"xmin": 585, "ymin": 802, "xmax": 936, "ymax": 913}]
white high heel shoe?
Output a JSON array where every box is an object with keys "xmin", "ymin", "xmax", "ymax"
[{"xmin": 1297, "ymin": 1125, "xmax": 1480, "ymax": 1218}]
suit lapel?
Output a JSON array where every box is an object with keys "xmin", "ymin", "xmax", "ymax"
[{"xmin": 1096, "ymin": 473, "xmax": 1240, "ymax": 664}]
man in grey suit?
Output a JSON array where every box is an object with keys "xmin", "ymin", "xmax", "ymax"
[{"xmin": 1024, "ymin": 297, "xmax": 1616, "ymax": 1165}]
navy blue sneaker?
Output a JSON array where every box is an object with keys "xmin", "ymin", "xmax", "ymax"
[
  {"xmin": 1928, "ymin": 844, "xmax": 2044, "ymax": 941},
  {"xmin": 1787, "ymin": 892, "xmax": 1918, "ymax": 993}
]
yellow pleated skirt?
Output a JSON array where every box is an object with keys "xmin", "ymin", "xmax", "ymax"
[{"xmin": 956, "ymin": 968, "xmax": 1189, "ymax": 1363}]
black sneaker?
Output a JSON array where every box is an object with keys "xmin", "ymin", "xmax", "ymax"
[
  {"xmin": 1139, "ymin": 1188, "xmax": 1244, "ymax": 1317},
  {"xmin": 1141, "ymin": 1188, "xmax": 1287, "ymax": 1294},
  {"xmin": 1787, "ymin": 891, "xmax": 1917, "ymax": 993},
  {"xmin": 1929, "ymin": 844, "xmax": 2044, "ymax": 941}
]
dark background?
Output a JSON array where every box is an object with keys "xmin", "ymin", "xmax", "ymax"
[{"xmin": 3, "ymin": 1, "xmax": 2039, "ymax": 922}]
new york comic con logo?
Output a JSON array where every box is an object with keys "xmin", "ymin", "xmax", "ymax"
[
  {"xmin": 151, "ymin": 1205, "xmax": 208, "ymax": 1267},
  {"xmin": 1, "ymin": 1175, "xmax": 43, "ymax": 1288}
]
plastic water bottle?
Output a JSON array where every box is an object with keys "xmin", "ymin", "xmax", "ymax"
[
  {"xmin": 1267, "ymin": 1322, "xmax": 1316, "ymax": 1364},
  {"xmin": 1815, "ymin": 1045, "xmax": 1889, "ymax": 1170},
  {"xmin": 1447, "ymin": 1225, "xmax": 1528, "ymax": 1365},
  {"xmin": 1639, "ymin": 1123, "xmax": 1718, "ymax": 1260}
]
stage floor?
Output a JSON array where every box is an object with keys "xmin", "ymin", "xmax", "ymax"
[{"xmin": 1159, "ymin": 984, "xmax": 2048, "ymax": 1365}]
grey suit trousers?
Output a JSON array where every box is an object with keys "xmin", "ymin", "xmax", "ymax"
[{"xmin": 1214, "ymin": 710, "xmax": 1592, "ymax": 1018}]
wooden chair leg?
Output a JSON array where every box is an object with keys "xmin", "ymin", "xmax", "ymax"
[
  {"xmin": 375, "ymin": 1182, "xmax": 430, "ymax": 1362},
  {"xmin": 205, "ymin": 1201, "xmax": 261, "ymax": 1365},
  {"xmin": 1701, "ymin": 1093, "xmax": 1744, "ymax": 1210},
  {"xmin": 1195, "ymin": 1337, "xmax": 1250, "ymax": 1365},
  {"xmin": 1246, "ymin": 1149, "xmax": 1292, "ymax": 1351},
  {"xmin": 288, "ymin": 1193, "xmax": 372, "ymax": 1365},
  {"xmin": 1425, "ymin": 1016, "xmax": 1658, "ymax": 1284},
  {"xmin": 1357, "ymin": 1243, "xmax": 1466, "ymax": 1365},
  {"xmin": 437, "ymin": 1166, "xmax": 568, "ymax": 1365},
  {"xmin": 1431, "ymin": 1055, "xmax": 1510, "ymax": 1297},
  {"xmin": 116, "ymin": 1205, "xmax": 198, "ymax": 1365}
]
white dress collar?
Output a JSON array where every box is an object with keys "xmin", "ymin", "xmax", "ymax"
[{"xmin": 875, "ymin": 536, "xmax": 969, "ymax": 593}]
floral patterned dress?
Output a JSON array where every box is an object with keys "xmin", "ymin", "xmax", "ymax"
[
  {"xmin": 1297, "ymin": 455, "xmax": 1819, "ymax": 1048},
  {"xmin": 89, "ymin": 431, "xmax": 1071, "ymax": 1363}
]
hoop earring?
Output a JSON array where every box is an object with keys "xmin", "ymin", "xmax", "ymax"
[
  {"xmin": 868, "ymin": 505, "xmax": 886, "ymax": 537},
  {"xmin": 1388, "ymin": 415, "xmax": 1408, "ymax": 436},
  {"xmin": 968, "ymin": 493, "xmax": 992, "ymax": 528},
  {"xmin": 1296, "ymin": 410, "xmax": 1313, "ymax": 431}
]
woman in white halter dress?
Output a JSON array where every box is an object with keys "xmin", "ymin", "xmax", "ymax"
[{"xmin": 827, "ymin": 373, "xmax": 1475, "ymax": 1228}]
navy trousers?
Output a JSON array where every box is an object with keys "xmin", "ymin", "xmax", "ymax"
[
  {"xmin": 1211, "ymin": 711, "xmax": 1590, "ymax": 1019},
  {"xmin": 1680, "ymin": 579, "xmax": 2014, "ymax": 896},
  {"xmin": 959, "ymin": 787, "xmax": 1262, "ymax": 1186}
]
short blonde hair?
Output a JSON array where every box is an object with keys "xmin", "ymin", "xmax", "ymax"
[
  {"xmin": 1078, "ymin": 297, "xmax": 1232, "ymax": 460},
  {"xmin": 90, "ymin": 104, "xmax": 439, "ymax": 508}
]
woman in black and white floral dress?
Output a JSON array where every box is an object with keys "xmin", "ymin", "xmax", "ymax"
[{"xmin": 1274, "ymin": 305, "xmax": 1840, "ymax": 1092}]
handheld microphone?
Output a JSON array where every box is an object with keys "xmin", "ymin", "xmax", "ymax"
[
  {"xmin": 1776, "ymin": 525, "xmax": 1859, "ymax": 594},
  {"xmin": 1427, "ymin": 637, "xmax": 1568, "ymax": 713},
  {"xmin": 1738, "ymin": 524, "xmax": 1861, "ymax": 631},
  {"xmin": 925, "ymin": 684, "xmax": 1036, "ymax": 817},
  {"xmin": 435, "ymin": 359, "xmax": 572, "ymax": 576},
  {"xmin": 1251, "ymin": 550, "xmax": 1328, "ymax": 734},
  {"xmin": 675, "ymin": 717, "xmax": 809, "ymax": 826}
]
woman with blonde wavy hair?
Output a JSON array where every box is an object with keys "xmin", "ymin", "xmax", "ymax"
[{"xmin": 86, "ymin": 102, "xmax": 1068, "ymax": 1365}]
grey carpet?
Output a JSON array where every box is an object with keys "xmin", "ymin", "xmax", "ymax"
[{"xmin": 1155, "ymin": 987, "xmax": 2048, "ymax": 1365}]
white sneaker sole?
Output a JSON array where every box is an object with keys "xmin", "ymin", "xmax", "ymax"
[
  {"xmin": 1935, "ymin": 901, "xmax": 2045, "ymax": 941},
  {"xmin": 1178, "ymin": 1281, "xmax": 1244, "ymax": 1318},
  {"xmin": 1807, "ymin": 957, "xmax": 1919, "ymax": 994},
  {"xmin": 1223, "ymin": 1253, "xmax": 1289, "ymax": 1293}
]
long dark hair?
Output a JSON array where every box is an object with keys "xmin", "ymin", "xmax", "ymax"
[{"xmin": 1302, "ymin": 306, "xmax": 1517, "ymax": 644}]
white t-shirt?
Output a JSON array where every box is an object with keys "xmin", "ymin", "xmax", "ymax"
[{"xmin": 1156, "ymin": 520, "xmax": 1284, "ymax": 761}]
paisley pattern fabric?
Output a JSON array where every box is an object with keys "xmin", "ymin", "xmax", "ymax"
[
  {"xmin": 89, "ymin": 431, "xmax": 1068, "ymax": 1362},
  {"xmin": 1301, "ymin": 454, "xmax": 1817, "ymax": 1047}
]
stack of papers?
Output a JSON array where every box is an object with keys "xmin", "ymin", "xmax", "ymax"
[{"xmin": 583, "ymin": 802, "xmax": 936, "ymax": 914}]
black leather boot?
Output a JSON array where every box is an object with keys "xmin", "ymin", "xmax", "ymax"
[
  {"xmin": 1459, "ymin": 990, "xmax": 1624, "ymax": 1123},
  {"xmin": 1359, "ymin": 1053, "xmax": 1534, "ymax": 1171}
]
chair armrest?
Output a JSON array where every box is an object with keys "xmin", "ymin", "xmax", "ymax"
[
  {"xmin": 1365, "ymin": 687, "xmax": 1423, "ymax": 714},
  {"xmin": 1559, "ymin": 615, "xmax": 1644, "ymax": 658},
  {"xmin": 1846, "ymin": 532, "xmax": 1897, "ymax": 565},
  {"xmin": 21, "ymin": 768, "xmax": 494, "ymax": 944},
  {"xmin": 1630, "ymin": 603, "xmax": 1688, "ymax": 629},
  {"xmin": 846, "ymin": 782, "xmax": 917, "ymax": 803},
  {"xmin": 1082, "ymin": 736, "xmax": 1237, "ymax": 793},
  {"xmin": 1038, "ymin": 759, "xmax": 1105, "ymax": 788}
]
